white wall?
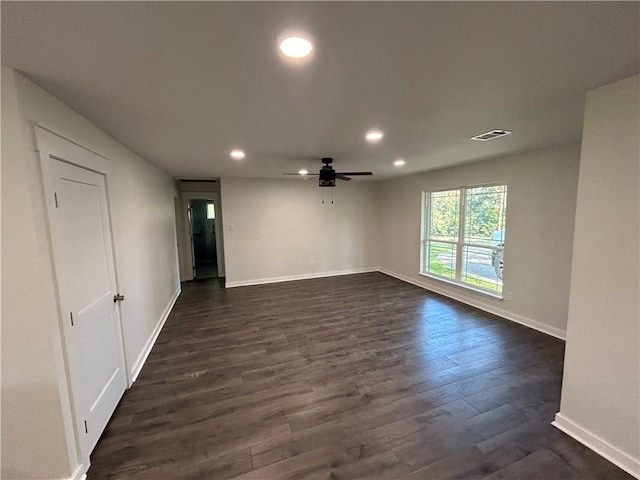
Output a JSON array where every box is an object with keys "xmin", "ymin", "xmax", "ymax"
[
  {"xmin": 1, "ymin": 68, "xmax": 181, "ymax": 479},
  {"xmin": 555, "ymin": 75, "xmax": 639, "ymax": 477},
  {"xmin": 2, "ymin": 66, "xmax": 75, "ymax": 480},
  {"xmin": 221, "ymin": 177, "xmax": 379, "ymax": 286},
  {"xmin": 378, "ymin": 144, "xmax": 581, "ymax": 338}
]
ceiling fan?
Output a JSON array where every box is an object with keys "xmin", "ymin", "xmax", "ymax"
[{"xmin": 284, "ymin": 157, "xmax": 373, "ymax": 187}]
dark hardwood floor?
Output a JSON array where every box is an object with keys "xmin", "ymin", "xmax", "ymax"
[{"xmin": 88, "ymin": 272, "xmax": 632, "ymax": 479}]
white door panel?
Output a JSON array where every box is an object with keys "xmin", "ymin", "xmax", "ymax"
[
  {"xmin": 55, "ymin": 177, "xmax": 111, "ymax": 302},
  {"xmin": 48, "ymin": 158, "xmax": 126, "ymax": 457}
]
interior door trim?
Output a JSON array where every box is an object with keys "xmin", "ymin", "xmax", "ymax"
[{"xmin": 180, "ymin": 191, "xmax": 225, "ymax": 280}]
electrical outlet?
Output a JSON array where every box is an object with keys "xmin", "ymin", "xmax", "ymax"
[
  {"xmin": 310, "ymin": 259, "xmax": 315, "ymax": 267},
  {"xmin": 504, "ymin": 291, "xmax": 513, "ymax": 301}
]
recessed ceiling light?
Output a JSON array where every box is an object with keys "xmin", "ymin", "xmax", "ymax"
[
  {"xmin": 298, "ymin": 169, "xmax": 308, "ymax": 175},
  {"xmin": 279, "ymin": 36, "xmax": 313, "ymax": 58},
  {"xmin": 365, "ymin": 129, "xmax": 384, "ymax": 143},
  {"xmin": 394, "ymin": 159, "xmax": 406, "ymax": 167},
  {"xmin": 230, "ymin": 149, "xmax": 245, "ymax": 160}
]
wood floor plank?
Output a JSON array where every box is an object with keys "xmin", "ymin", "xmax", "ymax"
[
  {"xmin": 400, "ymin": 445, "xmax": 527, "ymax": 480},
  {"xmin": 482, "ymin": 448, "xmax": 585, "ymax": 480},
  {"xmin": 88, "ymin": 273, "xmax": 632, "ymax": 479}
]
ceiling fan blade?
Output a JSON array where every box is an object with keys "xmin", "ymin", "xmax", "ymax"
[
  {"xmin": 335, "ymin": 174, "xmax": 352, "ymax": 181},
  {"xmin": 283, "ymin": 173, "xmax": 319, "ymax": 179},
  {"xmin": 335, "ymin": 171, "xmax": 373, "ymax": 176}
]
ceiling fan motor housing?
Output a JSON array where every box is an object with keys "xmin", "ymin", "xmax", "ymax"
[{"xmin": 319, "ymin": 166, "xmax": 336, "ymax": 187}]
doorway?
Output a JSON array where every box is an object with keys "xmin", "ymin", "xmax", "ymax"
[
  {"xmin": 177, "ymin": 185, "xmax": 225, "ymax": 282},
  {"xmin": 189, "ymin": 199, "xmax": 218, "ymax": 279}
]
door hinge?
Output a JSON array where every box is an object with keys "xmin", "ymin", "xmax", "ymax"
[
  {"xmin": 84, "ymin": 420, "xmax": 88, "ymax": 434},
  {"xmin": 70, "ymin": 312, "xmax": 74, "ymax": 326},
  {"xmin": 113, "ymin": 294, "xmax": 125, "ymax": 303},
  {"xmin": 54, "ymin": 192, "xmax": 59, "ymax": 208}
]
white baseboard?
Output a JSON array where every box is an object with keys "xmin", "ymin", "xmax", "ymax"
[
  {"xmin": 129, "ymin": 286, "xmax": 181, "ymax": 384},
  {"xmin": 225, "ymin": 267, "xmax": 378, "ymax": 288},
  {"xmin": 378, "ymin": 268, "xmax": 566, "ymax": 340},
  {"xmin": 64, "ymin": 463, "xmax": 87, "ymax": 480},
  {"xmin": 553, "ymin": 412, "xmax": 640, "ymax": 478}
]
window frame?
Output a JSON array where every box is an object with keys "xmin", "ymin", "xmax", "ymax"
[{"xmin": 420, "ymin": 182, "xmax": 507, "ymax": 299}]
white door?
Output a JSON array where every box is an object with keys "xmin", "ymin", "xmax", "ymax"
[{"xmin": 47, "ymin": 158, "xmax": 127, "ymax": 457}]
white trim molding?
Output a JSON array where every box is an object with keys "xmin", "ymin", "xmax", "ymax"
[
  {"xmin": 179, "ymin": 191, "xmax": 225, "ymax": 280},
  {"xmin": 378, "ymin": 268, "xmax": 566, "ymax": 340},
  {"xmin": 129, "ymin": 286, "xmax": 181, "ymax": 384},
  {"xmin": 553, "ymin": 413, "xmax": 640, "ymax": 479},
  {"xmin": 61, "ymin": 463, "xmax": 88, "ymax": 480},
  {"xmin": 226, "ymin": 267, "xmax": 378, "ymax": 288},
  {"xmin": 34, "ymin": 123, "xmax": 111, "ymax": 172}
]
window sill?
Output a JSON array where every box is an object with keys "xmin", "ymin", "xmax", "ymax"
[{"xmin": 418, "ymin": 272, "xmax": 504, "ymax": 300}]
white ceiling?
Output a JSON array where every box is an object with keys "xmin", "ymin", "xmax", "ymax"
[{"xmin": 2, "ymin": 2, "xmax": 639, "ymax": 180}]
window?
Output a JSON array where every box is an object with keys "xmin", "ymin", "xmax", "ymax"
[
  {"xmin": 206, "ymin": 202, "xmax": 215, "ymax": 220},
  {"xmin": 421, "ymin": 184, "xmax": 507, "ymax": 294}
]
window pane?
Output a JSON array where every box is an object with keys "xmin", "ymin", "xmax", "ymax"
[
  {"xmin": 464, "ymin": 185, "xmax": 507, "ymax": 246},
  {"xmin": 461, "ymin": 245, "xmax": 503, "ymax": 292},
  {"xmin": 207, "ymin": 203, "xmax": 215, "ymax": 220},
  {"xmin": 426, "ymin": 241, "xmax": 457, "ymax": 279},
  {"xmin": 428, "ymin": 190, "xmax": 460, "ymax": 242}
]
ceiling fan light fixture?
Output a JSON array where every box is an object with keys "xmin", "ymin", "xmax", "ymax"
[
  {"xmin": 365, "ymin": 129, "xmax": 384, "ymax": 143},
  {"xmin": 279, "ymin": 36, "xmax": 313, "ymax": 58},
  {"xmin": 394, "ymin": 159, "xmax": 406, "ymax": 166},
  {"xmin": 230, "ymin": 149, "xmax": 245, "ymax": 160}
]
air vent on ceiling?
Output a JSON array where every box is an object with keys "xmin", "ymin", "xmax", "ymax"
[{"xmin": 470, "ymin": 129, "xmax": 512, "ymax": 141}]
